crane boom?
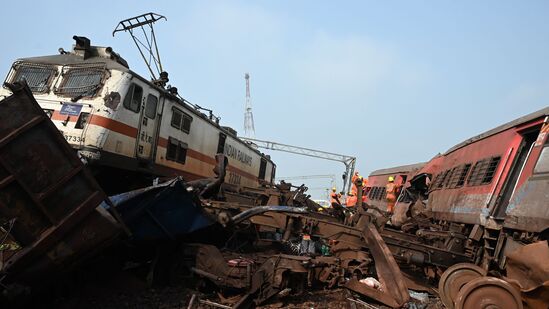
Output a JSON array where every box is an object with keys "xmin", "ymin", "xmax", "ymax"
[{"xmin": 240, "ymin": 137, "xmax": 356, "ymax": 194}]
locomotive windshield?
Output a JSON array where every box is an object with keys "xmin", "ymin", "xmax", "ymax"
[
  {"xmin": 10, "ymin": 62, "xmax": 57, "ymax": 93},
  {"xmin": 55, "ymin": 67, "xmax": 105, "ymax": 98}
]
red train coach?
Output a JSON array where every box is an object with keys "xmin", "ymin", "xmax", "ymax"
[
  {"xmin": 424, "ymin": 107, "xmax": 549, "ymax": 234},
  {"xmin": 373, "ymin": 107, "xmax": 549, "ymax": 278},
  {"xmin": 366, "ymin": 162, "xmax": 425, "ymax": 211}
]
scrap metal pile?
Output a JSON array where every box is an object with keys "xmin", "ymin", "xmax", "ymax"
[
  {"xmin": 0, "ymin": 82, "xmax": 421, "ymax": 308},
  {"xmin": 1, "ymin": 83, "xmax": 547, "ymax": 308}
]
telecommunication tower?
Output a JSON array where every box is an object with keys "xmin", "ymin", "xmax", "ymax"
[{"xmin": 244, "ymin": 73, "xmax": 256, "ymax": 138}]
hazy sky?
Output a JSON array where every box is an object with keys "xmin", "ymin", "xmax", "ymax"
[{"xmin": 1, "ymin": 1, "xmax": 548, "ymax": 199}]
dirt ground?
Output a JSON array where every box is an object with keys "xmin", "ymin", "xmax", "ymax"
[{"xmin": 50, "ymin": 269, "xmax": 443, "ymax": 309}]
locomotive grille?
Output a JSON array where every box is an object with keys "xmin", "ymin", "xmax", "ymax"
[
  {"xmin": 55, "ymin": 65, "xmax": 106, "ymax": 98},
  {"xmin": 10, "ymin": 62, "xmax": 57, "ymax": 93}
]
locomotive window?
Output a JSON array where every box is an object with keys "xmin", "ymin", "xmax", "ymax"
[
  {"xmin": 123, "ymin": 83, "xmax": 143, "ymax": 113},
  {"xmin": 259, "ymin": 158, "xmax": 267, "ymax": 180},
  {"xmin": 176, "ymin": 142, "xmax": 188, "ymax": 164},
  {"xmin": 171, "ymin": 109, "xmax": 182, "ymax": 129},
  {"xmin": 166, "ymin": 138, "xmax": 178, "ymax": 161},
  {"xmin": 166, "ymin": 137, "xmax": 188, "ymax": 164},
  {"xmin": 182, "ymin": 114, "xmax": 192, "ymax": 133},
  {"xmin": 75, "ymin": 112, "xmax": 90, "ymax": 129},
  {"xmin": 11, "ymin": 63, "xmax": 57, "ymax": 93},
  {"xmin": 271, "ymin": 165, "xmax": 276, "ymax": 183},
  {"xmin": 145, "ymin": 94, "xmax": 158, "ymax": 119},
  {"xmin": 56, "ymin": 68, "xmax": 104, "ymax": 98},
  {"xmin": 171, "ymin": 107, "xmax": 193, "ymax": 133}
]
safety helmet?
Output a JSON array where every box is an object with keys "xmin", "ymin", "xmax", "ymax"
[
  {"xmin": 388, "ymin": 176, "xmax": 395, "ymax": 182},
  {"xmin": 317, "ymin": 207, "xmax": 324, "ymax": 212},
  {"xmin": 332, "ymin": 187, "xmax": 337, "ymax": 191}
]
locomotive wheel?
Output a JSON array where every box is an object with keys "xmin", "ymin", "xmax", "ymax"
[
  {"xmin": 455, "ymin": 277, "xmax": 523, "ymax": 309},
  {"xmin": 438, "ymin": 263, "xmax": 487, "ymax": 309}
]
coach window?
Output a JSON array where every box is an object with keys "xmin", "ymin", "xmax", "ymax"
[
  {"xmin": 171, "ymin": 107, "xmax": 193, "ymax": 134},
  {"xmin": 534, "ymin": 138, "xmax": 549, "ymax": 174},
  {"xmin": 482, "ymin": 156, "xmax": 501, "ymax": 184},
  {"xmin": 123, "ymin": 83, "xmax": 143, "ymax": 113},
  {"xmin": 145, "ymin": 94, "xmax": 158, "ymax": 119},
  {"xmin": 458, "ymin": 164, "xmax": 472, "ymax": 187}
]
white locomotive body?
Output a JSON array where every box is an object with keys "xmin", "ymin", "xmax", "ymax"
[{"xmin": 0, "ymin": 38, "xmax": 275, "ymax": 192}]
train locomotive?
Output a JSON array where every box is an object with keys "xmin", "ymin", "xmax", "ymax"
[{"xmin": 0, "ymin": 36, "xmax": 276, "ymax": 194}]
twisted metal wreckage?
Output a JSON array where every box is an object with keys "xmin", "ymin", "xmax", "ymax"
[
  {"xmin": 1, "ymin": 83, "xmax": 547, "ymax": 308},
  {"xmin": 0, "ymin": 82, "xmax": 409, "ymax": 308}
]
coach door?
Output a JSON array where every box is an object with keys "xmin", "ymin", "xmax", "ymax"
[
  {"xmin": 492, "ymin": 128, "xmax": 540, "ymax": 218},
  {"xmin": 136, "ymin": 89, "xmax": 160, "ymax": 160}
]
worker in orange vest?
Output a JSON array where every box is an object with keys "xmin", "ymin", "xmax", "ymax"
[
  {"xmin": 346, "ymin": 192, "xmax": 357, "ymax": 207},
  {"xmin": 386, "ymin": 176, "xmax": 396, "ymax": 213},
  {"xmin": 350, "ymin": 171, "xmax": 360, "ymax": 196},
  {"xmin": 329, "ymin": 187, "xmax": 341, "ymax": 207}
]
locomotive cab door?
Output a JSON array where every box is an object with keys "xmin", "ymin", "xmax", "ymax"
[{"xmin": 136, "ymin": 89, "xmax": 160, "ymax": 161}]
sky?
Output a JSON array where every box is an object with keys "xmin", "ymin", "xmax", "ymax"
[{"xmin": 1, "ymin": 1, "xmax": 548, "ymax": 199}]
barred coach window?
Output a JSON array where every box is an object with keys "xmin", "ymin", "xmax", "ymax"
[{"xmin": 11, "ymin": 63, "xmax": 57, "ymax": 93}]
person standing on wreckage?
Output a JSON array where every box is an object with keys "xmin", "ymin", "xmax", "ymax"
[{"xmin": 385, "ymin": 176, "xmax": 397, "ymax": 214}]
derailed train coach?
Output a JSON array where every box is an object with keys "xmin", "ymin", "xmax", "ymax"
[
  {"xmin": 0, "ymin": 36, "xmax": 276, "ymax": 193},
  {"xmin": 365, "ymin": 162, "xmax": 426, "ymax": 211},
  {"xmin": 374, "ymin": 107, "xmax": 549, "ymax": 273}
]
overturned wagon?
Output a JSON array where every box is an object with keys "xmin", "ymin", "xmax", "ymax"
[{"xmin": 0, "ymin": 82, "xmax": 122, "ymax": 294}]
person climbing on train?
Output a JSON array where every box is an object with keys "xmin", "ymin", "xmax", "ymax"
[
  {"xmin": 330, "ymin": 187, "xmax": 342, "ymax": 207},
  {"xmin": 386, "ymin": 176, "xmax": 397, "ymax": 214}
]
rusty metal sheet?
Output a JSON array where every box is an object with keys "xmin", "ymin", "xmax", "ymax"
[
  {"xmin": 505, "ymin": 241, "xmax": 549, "ymax": 308},
  {"xmin": 0, "ymin": 82, "xmax": 115, "ymax": 282}
]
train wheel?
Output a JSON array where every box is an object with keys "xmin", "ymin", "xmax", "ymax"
[
  {"xmin": 438, "ymin": 263, "xmax": 487, "ymax": 309},
  {"xmin": 455, "ymin": 277, "xmax": 523, "ymax": 309}
]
